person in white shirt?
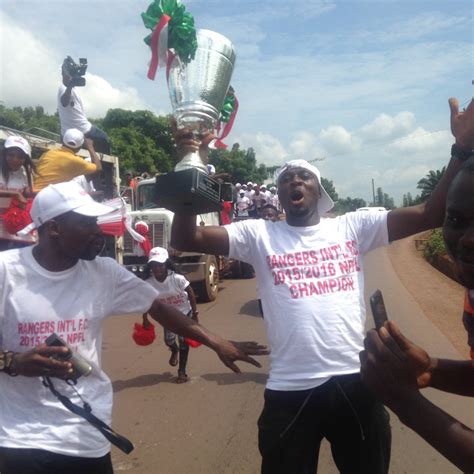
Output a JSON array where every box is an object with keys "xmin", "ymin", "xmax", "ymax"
[
  {"xmin": 251, "ymin": 185, "xmax": 267, "ymax": 218},
  {"xmin": 0, "ymin": 182, "xmax": 267, "ymax": 474},
  {"xmin": 170, "ymin": 97, "xmax": 473, "ymax": 474},
  {"xmin": 0, "ymin": 136, "xmax": 37, "ymax": 250},
  {"xmin": 142, "ymin": 247, "xmax": 199, "ymax": 384},
  {"xmin": 235, "ymin": 190, "xmax": 251, "ymax": 219},
  {"xmin": 58, "ymin": 58, "xmax": 110, "ymax": 154}
]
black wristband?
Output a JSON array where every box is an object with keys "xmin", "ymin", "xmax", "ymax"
[{"xmin": 451, "ymin": 144, "xmax": 474, "ymax": 162}]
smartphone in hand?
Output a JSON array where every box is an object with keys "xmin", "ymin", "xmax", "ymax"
[{"xmin": 370, "ymin": 290, "xmax": 389, "ymax": 330}]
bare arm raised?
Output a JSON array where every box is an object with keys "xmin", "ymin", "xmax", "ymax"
[
  {"xmin": 387, "ymin": 97, "xmax": 474, "ymax": 242},
  {"xmin": 170, "ymin": 128, "xmax": 230, "ymax": 255}
]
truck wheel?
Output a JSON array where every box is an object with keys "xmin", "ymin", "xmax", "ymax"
[{"xmin": 196, "ymin": 256, "xmax": 219, "ymax": 302}]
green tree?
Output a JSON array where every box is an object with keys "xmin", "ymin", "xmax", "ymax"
[
  {"xmin": 321, "ymin": 177, "xmax": 338, "ymax": 202},
  {"xmin": 417, "ymin": 167, "xmax": 446, "ymax": 201},
  {"xmin": 333, "ymin": 197, "xmax": 367, "ymax": 214}
]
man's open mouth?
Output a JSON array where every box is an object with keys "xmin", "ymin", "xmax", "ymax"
[{"xmin": 290, "ymin": 190, "xmax": 304, "ymax": 205}]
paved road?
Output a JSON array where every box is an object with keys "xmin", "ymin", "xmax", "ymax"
[{"xmin": 103, "ymin": 245, "xmax": 473, "ymax": 473}]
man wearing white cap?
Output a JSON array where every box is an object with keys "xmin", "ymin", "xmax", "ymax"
[
  {"xmin": 170, "ymin": 97, "xmax": 473, "ymax": 474},
  {"xmin": 34, "ymin": 129, "xmax": 102, "ymax": 192},
  {"xmin": 0, "ymin": 182, "xmax": 267, "ymax": 473}
]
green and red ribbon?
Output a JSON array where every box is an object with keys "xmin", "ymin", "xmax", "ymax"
[
  {"xmin": 214, "ymin": 87, "xmax": 239, "ymax": 149},
  {"xmin": 142, "ymin": 0, "xmax": 197, "ymax": 80}
]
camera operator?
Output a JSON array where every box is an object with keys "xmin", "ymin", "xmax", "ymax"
[{"xmin": 58, "ymin": 56, "xmax": 110, "ymax": 154}]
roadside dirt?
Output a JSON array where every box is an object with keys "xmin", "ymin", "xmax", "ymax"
[{"xmin": 387, "ymin": 233, "xmax": 468, "ymax": 357}]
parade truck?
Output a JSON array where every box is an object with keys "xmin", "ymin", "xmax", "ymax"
[
  {"xmin": 121, "ymin": 177, "xmax": 225, "ymax": 302},
  {"xmin": 0, "ymin": 126, "xmax": 123, "ymax": 262}
]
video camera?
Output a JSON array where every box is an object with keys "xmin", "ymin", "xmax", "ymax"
[{"xmin": 62, "ymin": 56, "xmax": 88, "ymax": 87}]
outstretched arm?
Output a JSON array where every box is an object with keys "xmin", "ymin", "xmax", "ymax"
[
  {"xmin": 387, "ymin": 98, "xmax": 474, "ymax": 242},
  {"xmin": 148, "ymin": 299, "xmax": 268, "ymax": 373},
  {"xmin": 170, "ymin": 128, "xmax": 230, "ymax": 255}
]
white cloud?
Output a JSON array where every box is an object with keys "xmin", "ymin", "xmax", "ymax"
[
  {"xmin": 0, "ymin": 12, "xmax": 148, "ymax": 117},
  {"xmin": 319, "ymin": 126, "xmax": 358, "ymax": 155},
  {"xmin": 359, "ymin": 112, "xmax": 415, "ymax": 142}
]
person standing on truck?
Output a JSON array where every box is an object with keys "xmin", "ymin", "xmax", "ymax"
[
  {"xmin": 34, "ymin": 129, "xmax": 102, "ymax": 192},
  {"xmin": 58, "ymin": 58, "xmax": 110, "ymax": 154},
  {"xmin": 142, "ymin": 247, "xmax": 199, "ymax": 384},
  {"xmin": 0, "ymin": 136, "xmax": 37, "ymax": 251}
]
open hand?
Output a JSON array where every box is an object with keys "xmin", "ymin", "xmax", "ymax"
[
  {"xmin": 14, "ymin": 344, "xmax": 73, "ymax": 378},
  {"xmin": 213, "ymin": 338, "xmax": 269, "ymax": 373},
  {"xmin": 449, "ymin": 97, "xmax": 474, "ymax": 150}
]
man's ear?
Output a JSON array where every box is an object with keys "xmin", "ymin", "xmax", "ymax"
[{"xmin": 46, "ymin": 219, "xmax": 61, "ymax": 238}]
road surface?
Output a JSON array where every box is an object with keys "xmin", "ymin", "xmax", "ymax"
[{"xmin": 103, "ymin": 239, "xmax": 473, "ymax": 473}]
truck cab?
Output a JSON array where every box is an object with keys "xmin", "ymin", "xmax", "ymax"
[{"xmin": 122, "ymin": 177, "xmax": 223, "ymax": 302}]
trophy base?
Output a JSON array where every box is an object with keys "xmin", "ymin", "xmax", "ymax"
[{"xmin": 155, "ymin": 168, "xmax": 223, "ymax": 215}]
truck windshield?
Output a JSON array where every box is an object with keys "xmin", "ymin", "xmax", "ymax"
[{"xmin": 137, "ymin": 183, "xmax": 159, "ymax": 210}]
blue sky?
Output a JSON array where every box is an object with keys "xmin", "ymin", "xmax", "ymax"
[{"xmin": 1, "ymin": 0, "xmax": 472, "ymax": 204}]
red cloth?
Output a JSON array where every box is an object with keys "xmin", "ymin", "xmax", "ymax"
[
  {"xmin": 132, "ymin": 322, "xmax": 156, "ymax": 346},
  {"xmin": 184, "ymin": 337, "xmax": 202, "ymax": 348},
  {"xmin": 220, "ymin": 201, "xmax": 233, "ymax": 225},
  {"xmin": 2, "ymin": 198, "xmax": 32, "ymax": 234},
  {"xmin": 134, "ymin": 222, "xmax": 152, "ymax": 256}
]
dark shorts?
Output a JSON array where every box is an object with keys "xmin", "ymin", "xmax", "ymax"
[
  {"xmin": 258, "ymin": 373, "xmax": 391, "ymax": 474},
  {"xmin": 0, "ymin": 447, "xmax": 113, "ymax": 474}
]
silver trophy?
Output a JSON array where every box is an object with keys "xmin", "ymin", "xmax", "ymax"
[{"xmin": 155, "ymin": 29, "xmax": 236, "ymax": 214}]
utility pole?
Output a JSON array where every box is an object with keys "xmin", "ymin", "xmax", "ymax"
[{"xmin": 372, "ymin": 179, "xmax": 376, "ymax": 206}]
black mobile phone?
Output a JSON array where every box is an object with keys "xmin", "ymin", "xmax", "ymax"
[{"xmin": 369, "ymin": 290, "xmax": 389, "ymax": 330}]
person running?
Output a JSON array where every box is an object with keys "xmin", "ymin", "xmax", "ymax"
[
  {"xmin": 0, "ymin": 136, "xmax": 37, "ymax": 250},
  {"xmin": 142, "ymin": 247, "xmax": 199, "ymax": 383}
]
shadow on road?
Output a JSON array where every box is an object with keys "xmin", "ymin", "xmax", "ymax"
[
  {"xmin": 239, "ymin": 299, "xmax": 263, "ymax": 318},
  {"xmin": 113, "ymin": 372, "xmax": 175, "ymax": 393},
  {"xmin": 200, "ymin": 371, "xmax": 268, "ymax": 385}
]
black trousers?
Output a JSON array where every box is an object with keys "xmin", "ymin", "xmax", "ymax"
[
  {"xmin": 258, "ymin": 373, "xmax": 391, "ymax": 474},
  {"xmin": 0, "ymin": 447, "xmax": 113, "ymax": 474}
]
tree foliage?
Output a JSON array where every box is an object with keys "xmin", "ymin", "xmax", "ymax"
[
  {"xmin": 333, "ymin": 197, "xmax": 367, "ymax": 214},
  {"xmin": 321, "ymin": 177, "xmax": 338, "ymax": 202},
  {"xmin": 375, "ymin": 186, "xmax": 396, "ymax": 210},
  {"xmin": 417, "ymin": 167, "xmax": 446, "ymax": 201}
]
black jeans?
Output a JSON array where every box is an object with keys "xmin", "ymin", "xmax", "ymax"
[
  {"xmin": 258, "ymin": 373, "xmax": 391, "ymax": 474},
  {"xmin": 85, "ymin": 125, "xmax": 110, "ymax": 154},
  {"xmin": 0, "ymin": 447, "xmax": 113, "ymax": 474}
]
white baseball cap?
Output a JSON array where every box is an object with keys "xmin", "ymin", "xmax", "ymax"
[
  {"xmin": 22, "ymin": 182, "xmax": 115, "ymax": 234},
  {"xmin": 235, "ymin": 183, "xmax": 241, "ymax": 188},
  {"xmin": 63, "ymin": 128, "xmax": 84, "ymax": 148},
  {"xmin": 207, "ymin": 164, "xmax": 216, "ymax": 175},
  {"xmin": 148, "ymin": 246, "xmax": 169, "ymax": 263},
  {"xmin": 260, "ymin": 184, "xmax": 267, "ymax": 189},
  {"xmin": 276, "ymin": 159, "xmax": 334, "ymax": 214},
  {"xmin": 247, "ymin": 181, "xmax": 253, "ymax": 186},
  {"xmin": 4, "ymin": 136, "xmax": 31, "ymax": 157}
]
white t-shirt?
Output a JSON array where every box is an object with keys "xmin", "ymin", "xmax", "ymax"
[
  {"xmin": 225, "ymin": 211, "xmax": 389, "ymax": 391},
  {"xmin": 57, "ymin": 85, "xmax": 92, "ymax": 135},
  {"xmin": 72, "ymin": 174, "xmax": 96, "ymax": 194},
  {"xmin": 236, "ymin": 196, "xmax": 251, "ymax": 217},
  {"xmin": 0, "ymin": 247, "xmax": 158, "ymax": 457},
  {"xmin": 145, "ymin": 271, "xmax": 192, "ymax": 315},
  {"xmin": 252, "ymin": 193, "xmax": 267, "ymax": 210},
  {"xmin": 0, "ymin": 169, "xmax": 36, "ymax": 243}
]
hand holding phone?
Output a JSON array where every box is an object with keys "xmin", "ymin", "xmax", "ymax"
[{"xmin": 370, "ymin": 290, "xmax": 389, "ymax": 330}]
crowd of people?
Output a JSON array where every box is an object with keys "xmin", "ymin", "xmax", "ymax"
[{"xmin": 0, "ymin": 67, "xmax": 473, "ymax": 474}]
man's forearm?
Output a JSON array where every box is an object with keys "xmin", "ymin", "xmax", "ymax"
[
  {"xmin": 429, "ymin": 358, "xmax": 474, "ymax": 396},
  {"xmin": 60, "ymin": 85, "xmax": 73, "ymax": 107},
  {"xmin": 171, "ymin": 214, "xmax": 198, "ymax": 250},
  {"xmin": 149, "ymin": 300, "xmax": 218, "ymax": 349},
  {"xmin": 420, "ymin": 156, "xmax": 462, "ymax": 229},
  {"xmin": 392, "ymin": 392, "xmax": 474, "ymax": 472}
]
